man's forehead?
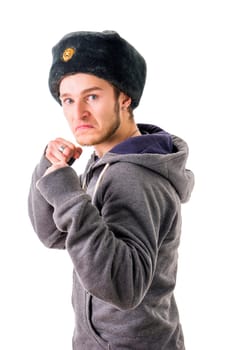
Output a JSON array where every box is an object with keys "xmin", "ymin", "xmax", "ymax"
[{"xmin": 59, "ymin": 73, "xmax": 115, "ymax": 98}]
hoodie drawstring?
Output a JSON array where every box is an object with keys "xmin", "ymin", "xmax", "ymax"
[{"xmin": 91, "ymin": 163, "xmax": 110, "ymax": 204}]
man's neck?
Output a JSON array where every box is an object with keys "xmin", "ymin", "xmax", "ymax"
[{"xmin": 94, "ymin": 123, "xmax": 141, "ymax": 157}]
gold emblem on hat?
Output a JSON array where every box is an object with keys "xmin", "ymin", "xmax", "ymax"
[{"xmin": 62, "ymin": 47, "xmax": 75, "ymax": 62}]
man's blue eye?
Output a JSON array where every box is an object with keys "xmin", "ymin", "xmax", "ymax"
[
  {"xmin": 63, "ymin": 98, "xmax": 73, "ymax": 104},
  {"xmin": 88, "ymin": 94, "xmax": 97, "ymax": 101}
]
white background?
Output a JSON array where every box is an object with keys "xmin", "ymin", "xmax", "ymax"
[{"xmin": 0, "ymin": 1, "xmax": 232, "ymax": 349}]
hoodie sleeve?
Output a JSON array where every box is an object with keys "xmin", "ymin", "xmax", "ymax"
[
  {"xmin": 35, "ymin": 162, "xmax": 178, "ymax": 310},
  {"xmin": 28, "ymin": 155, "xmax": 68, "ymax": 249}
]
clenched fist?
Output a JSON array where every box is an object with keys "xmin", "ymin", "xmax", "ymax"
[{"xmin": 44, "ymin": 137, "xmax": 82, "ymax": 176}]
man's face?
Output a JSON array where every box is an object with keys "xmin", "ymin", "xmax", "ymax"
[{"xmin": 59, "ymin": 73, "xmax": 122, "ymax": 149}]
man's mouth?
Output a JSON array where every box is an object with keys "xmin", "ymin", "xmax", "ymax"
[{"xmin": 75, "ymin": 124, "xmax": 94, "ymax": 132}]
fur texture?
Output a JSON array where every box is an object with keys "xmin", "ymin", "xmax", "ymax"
[{"xmin": 48, "ymin": 30, "xmax": 147, "ymax": 109}]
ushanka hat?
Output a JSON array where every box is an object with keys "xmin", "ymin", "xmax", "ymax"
[{"xmin": 48, "ymin": 30, "xmax": 147, "ymax": 109}]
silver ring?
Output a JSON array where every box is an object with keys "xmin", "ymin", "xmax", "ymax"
[{"xmin": 58, "ymin": 144, "xmax": 66, "ymax": 153}]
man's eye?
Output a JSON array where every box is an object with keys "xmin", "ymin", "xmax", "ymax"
[
  {"xmin": 87, "ymin": 94, "xmax": 98, "ymax": 101},
  {"xmin": 62, "ymin": 98, "xmax": 73, "ymax": 105}
]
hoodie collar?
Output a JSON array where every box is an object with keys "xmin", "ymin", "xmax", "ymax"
[{"xmin": 110, "ymin": 124, "xmax": 174, "ymax": 155}]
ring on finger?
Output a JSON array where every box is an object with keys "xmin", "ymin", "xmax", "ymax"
[{"xmin": 58, "ymin": 144, "xmax": 66, "ymax": 153}]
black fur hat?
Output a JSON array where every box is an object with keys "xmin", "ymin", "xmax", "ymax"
[{"xmin": 48, "ymin": 30, "xmax": 146, "ymax": 109}]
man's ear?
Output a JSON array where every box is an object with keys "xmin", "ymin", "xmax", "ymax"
[{"xmin": 120, "ymin": 93, "xmax": 132, "ymax": 109}]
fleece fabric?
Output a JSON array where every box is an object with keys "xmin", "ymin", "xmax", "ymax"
[{"xmin": 28, "ymin": 124, "xmax": 194, "ymax": 350}]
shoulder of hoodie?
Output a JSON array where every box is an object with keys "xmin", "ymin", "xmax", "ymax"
[
  {"xmin": 93, "ymin": 160, "xmax": 181, "ymax": 217},
  {"xmin": 95, "ymin": 159, "xmax": 175, "ymax": 195}
]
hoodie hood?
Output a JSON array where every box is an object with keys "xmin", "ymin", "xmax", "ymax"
[{"xmin": 88, "ymin": 124, "xmax": 194, "ymax": 203}]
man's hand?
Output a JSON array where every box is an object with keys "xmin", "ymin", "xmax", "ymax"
[{"xmin": 44, "ymin": 137, "xmax": 82, "ymax": 176}]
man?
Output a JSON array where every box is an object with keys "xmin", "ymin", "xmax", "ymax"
[{"xmin": 28, "ymin": 30, "xmax": 194, "ymax": 349}]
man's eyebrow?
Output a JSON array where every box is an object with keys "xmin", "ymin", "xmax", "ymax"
[
  {"xmin": 60, "ymin": 86, "xmax": 104, "ymax": 99},
  {"xmin": 82, "ymin": 86, "xmax": 104, "ymax": 94}
]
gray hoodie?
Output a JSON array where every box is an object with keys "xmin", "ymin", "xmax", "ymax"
[{"xmin": 28, "ymin": 124, "xmax": 194, "ymax": 349}]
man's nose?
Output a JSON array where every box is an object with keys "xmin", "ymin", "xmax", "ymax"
[{"xmin": 73, "ymin": 100, "xmax": 89, "ymax": 120}]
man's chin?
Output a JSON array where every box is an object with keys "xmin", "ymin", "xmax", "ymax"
[{"xmin": 76, "ymin": 136, "xmax": 98, "ymax": 147}]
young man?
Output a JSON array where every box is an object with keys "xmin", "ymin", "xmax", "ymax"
[{"xmin": 28, "ymin": 30, "xmax": 194, "ymax": 349}]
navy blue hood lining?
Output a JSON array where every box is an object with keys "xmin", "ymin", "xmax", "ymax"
[{"xmin": 110, "ymin": 124, "xmax": 174, "ymax": 155}]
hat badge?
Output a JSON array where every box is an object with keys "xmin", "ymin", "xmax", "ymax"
[{"xmin": 62, "ymin": 47, "xmax": 76, "ymax": 62}]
